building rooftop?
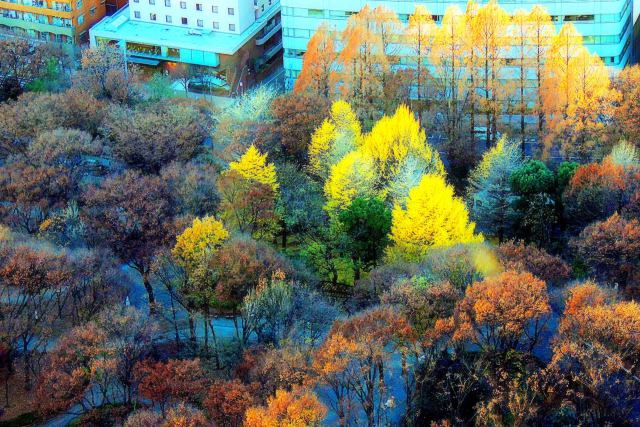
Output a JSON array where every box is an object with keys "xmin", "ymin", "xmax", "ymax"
[{"xmin": 91, "ymin": 2, "xmax": 279, "ymax": 55}]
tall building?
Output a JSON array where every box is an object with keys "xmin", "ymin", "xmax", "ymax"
[
  {"xmin": 0, "ymin": 0, "xmax": 116, "ymax": 44},
  {"xmin": 282, "ymin": 0, "xmax": 635, "ymax": 88},
  {"xmin": 90, "ymin": 0, "xmax": 282, "ymax": 91}
]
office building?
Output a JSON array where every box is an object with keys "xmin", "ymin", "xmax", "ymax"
[
  {"xmin": 282, "ymin": 0, "xmax": 635, "ymax": 88},
  {"xmin": 90, "ymin": 0, "xmax": 282, "ymax": 91},
  {"xmin": 0, "ymin": 0, "xmax": 114, "ymax": 44}
]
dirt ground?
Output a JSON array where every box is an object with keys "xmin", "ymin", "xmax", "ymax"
[{"xmin": 0, "ymin": 369, "xmax": 37, "ymax": 421}]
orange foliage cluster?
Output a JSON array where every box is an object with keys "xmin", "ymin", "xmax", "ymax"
[
  {"xmin": 568, "ymin": 157, "xmax": 628, "ymax": 193},
  {"xmin": 554, "ymin": 282, "xmax": 640, "ymax": 379},
  {"xmin": 204, "ymin": 380, "xmax": 257, "ymax": 427},
  {"xmin": 135, "ymin": 359, "xmax": 207, "ymax": 413},
  {"xmin": 244, "ymin": 388, "xmax": 327, "ymax": 427},
  {"xmin": 36, "ymin": 324, "xmax": 106, "ymax": 415},
  {"xmin": 496, "ymin": 241, "xmax": 570, "ymax": 286},
  {"xmin": 572, "ymin": 213, "xmax": 640, "ymax": 289},
  {"xmin": 439, "ymin": 271, "xmax": 550, "ymax": 353}
]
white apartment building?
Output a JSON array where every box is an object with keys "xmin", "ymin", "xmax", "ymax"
[
  {"xmin": 282, "ymin": 0, "xmax": 636, "ymax": 88},
  {"xmin": 90, "ymin": 0, "xmax": 282, "ymax": 91}
]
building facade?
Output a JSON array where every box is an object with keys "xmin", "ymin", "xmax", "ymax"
[
  {"xmin": 0, "ymin": 0, "xmax": 115, "ymax": 43},
  {"xmin": 282, "ymin": 0, "xmax": 635, "ymax": 88},
  {"xmin": 90, "ymin": 0, "xmax": 282, "ymax": 91}
]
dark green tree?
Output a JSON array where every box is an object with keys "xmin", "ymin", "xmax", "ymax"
[
  {"xmin": 338, "ymin": 197, "xmax": 392, "ymax": 281},
  {"xmin": 510, "ymin": 160, "xmax": 557, "ymax": 247}
]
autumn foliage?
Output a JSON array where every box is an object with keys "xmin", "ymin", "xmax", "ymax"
[
  {"xmin": 440, "ymin": 271, "xmax": 551, "ymax": 353},
  {"xmin": 244, "ymin": 388, "xmax": 327, "ymax": 427},
  {"xmin": 3, "ymin": 13, "xmax": 640, "ymax": 425}
]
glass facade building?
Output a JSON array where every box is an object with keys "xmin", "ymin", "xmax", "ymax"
[{"xmin": 281, "ymin": 0, "xmax": 635, "ymax": 88}]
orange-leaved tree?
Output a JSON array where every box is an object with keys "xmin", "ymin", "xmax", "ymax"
[
  {"xmin": 552, "ymin": 282, "xmax": 640, "ymax": 422},
  {"xmin": 312, "ymin": 307, "xmax": 415, "ymax": 426},
  {"xmin": 294, "ymin": 23, "xmax": 337, "ymax": 98},
  {"xmin": 438, "ymin": 270, "xmax": 551, "ymax": 354},
  {"xmin": 243, "ymin": 387, "xmax": 327, "ymax": 427}
]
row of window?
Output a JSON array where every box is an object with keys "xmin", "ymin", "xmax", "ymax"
[
  {"xmin": 283, "ymin": 2, "xmax": 631, "ymax": 25},
  {"xmin": 132, "ymin": 0, "xmax": 235, "ymax": 15},
  {"xmin": 1, "ymin": 0, "xmax": 96, "ymax": 13},
  {"xmin": 0, "ymin": 8, "xmax": 88, "ymax": 26},
  {"xmin": 132, "ymin": 10, "xmax": 235, "ymax": 30},
  {"xmin": 0, "ymin": 24, "xmax": 74, "ymax": 42},
  {"xmin": 283, "ymin": 20, "xmax": 630, "ymax": 47}
]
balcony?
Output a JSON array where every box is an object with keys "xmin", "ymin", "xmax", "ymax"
[
  {"xmin": 255, "ymin": 20, "xmax": 280, "ymax": 45},
  {"xmin": 263, "ymin": 39, "xmax": 282, "ymax": 60},
  {"xmin": 256, "ymin": 39, "xmax": 281, "ymax": 68}
]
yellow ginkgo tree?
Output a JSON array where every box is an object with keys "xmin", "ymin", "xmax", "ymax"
[
  {"xmin": 229, "ymin": 144, "xmax": 279, "ymax": 192},
  {"xmin": 324, "ymin": 151, "xmax": 378, "ymax": 212},
  {"xmin": 173, "ymin": 216, "xmax": 229, "ymax": 272},
  {"xmin": 320, "ymin": 102, "xmax": 444, "ymax": 212},
  {"xmin": 308, "ymin": 100, "xmax": 362, "ymax": 180},
  {"xmin": 388, "ymin": 174, "xmax": 483, "ymax": 261},
  {"xmin": 219, "ymin": 145, "xmax": 280, "ymax": 239}
]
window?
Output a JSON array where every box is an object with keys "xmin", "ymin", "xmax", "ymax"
[
  {"xmin": 76, "ymin": 0, "xmax": 82, "ymax": 8},
  {"xmin": 195, "ymin": 3, "xmax": 202, "ymax": 11},
  {"xmin": 197, "ymin": 19, "xmax": 203, "ymax": 26},
  {"xmin": 133, "ymin": 0, "xmax": 138, "ymax": 3},
  {"xmin": 228, "ymin": 23, "xmax": 235, "ymax": 31},
  {"xmin": 164, "ymin": 0, "xmax": 169, "ymax": 6},
  {"xmin": 77, "ymin": 13, "xmax": 84, "ymax": 24},
  {"xmin": 89, "ymin": 6, "xmax": 95, "ymax": 15},
  {"xmin": 148, "ymin": 0, "xmax": 154, "ymax": 4},
  {"xmin": 227, "ymin": 7, "xmax": 234, "ymax": 15},
  {"xmin": 165, "ymin": 14, "xmax": 171, "ymax": 22},
  {"xmin": 564, "ymin": 14, "xmax": 595, "ymax": 22},
  {"xmin": 212, "ymin": 21, "xmax": 219, "ymax": 29},
  {"xmin": 179, "ymin": 1, "xmax": 185, "ymax": 8},
  {"xmin": 150, "ymin": 12, "xmax": 156, "ymax": 20},
  {"xmin": 181, "ymin": 16, "xmax": 187, "ymax": 24},
  {"xmin": 307, "ymin": 9, "xmax": 323, "ymax": 18},
  {"xmin": 133, "ymin": 10, "xmax": 140, "ymax": 18},
  {"xmin": 212, "ymin": 5, "xmax": 217, "ymax": 13}
]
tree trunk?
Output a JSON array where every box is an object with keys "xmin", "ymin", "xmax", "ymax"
[
  {"xmin": 22, "ymin": 339, "xmax": 30, "ymax": 391},
  {"xmin": 209, "ymin": 317, "xmax": 221, "ymax": 370},
  {"xmin": 169, "ymin": 291, "xmax": 181, "ymax": 350},
  {"xmin": 141, "ymin": 270, "xmax": 156, "ymax": 313},
  {"xmin": 188, "ymin": 314, "xmax": 196, "ymax": 350},
  {"xmin": 203, "ymin": 313, "xmax": 209, "ymax": 357}
]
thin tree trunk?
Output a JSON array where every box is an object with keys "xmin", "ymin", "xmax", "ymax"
[
  {"xmin": 169, "ymin": 290, "xmax": 180, "ymax": 350},
  {"xmin": 141, "ymin": 270, "xmax": 156, "ymax": 313},
  {"xmin": 209, "ymin": 317, "xmax": 220, "ymax": 370},
  {"xmin": 203, "ymin": 312, "xmax": 209, "ymax": 357},
  {"xmin": 188, "ymin": 313, "xmax": 196, "ymax": 350}
]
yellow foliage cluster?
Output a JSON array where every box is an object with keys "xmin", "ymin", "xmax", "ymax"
[
  {"xmin": 316, "ymin": 101, "xmax": 445, "ymax": 213},
  {"xmin": 172, "ymin": 216, "xmax": 229, "ymax": 271},
  {"xmin": 324, "ymin": 151, "xmax": 377, "ymax": 212},
  {"xmin": 542, "ymin": 24, "xmax": 619, "ymax": 159},
  {"xmin": 308, "ymin": 100, "xmax": 362, "ymax": 180},
  {"xmin": 243, "ymin": 388, "xmax": 327, "ymax": 427},
  {"xmin": 388, "ymin": 174, "xmax": 482, "ymax": 261},
  {"xmin": 229, "ymin": 145, "xmax": 279, "ymax": 192},
  {"xmin": 470, "ymin": 137, "xmax": 512, "ymax": 183},
  {"xmin": 0, "ymin": 225, "xmax": 10, "ymax": 242},
  {"xmin": 362, "ymin": 105, "xmax": 444, "ymax": 180}
]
